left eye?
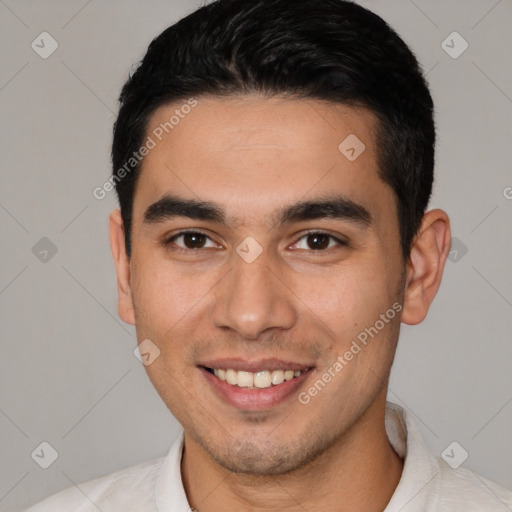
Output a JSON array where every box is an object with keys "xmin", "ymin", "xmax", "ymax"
[{"xmin": 291, "ymin": 232, "xmax": 346, "ymax": 251}]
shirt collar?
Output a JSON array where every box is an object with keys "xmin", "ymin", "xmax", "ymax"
[
  {"xmin": 383, "ymin": 401, "xmax": 440, "ymax": 511},
  {"xmin": 155, "ymin": 428, "xmax": 189, "ymax": 512}
]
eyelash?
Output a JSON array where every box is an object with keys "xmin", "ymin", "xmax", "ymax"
[{"xmin": 163, "ymin": 229, "xmax": 348, "ymax": 253}]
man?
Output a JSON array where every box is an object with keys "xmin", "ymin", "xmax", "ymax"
[{"xmin": 27, "ymin": 0, "xmax": 512, "ymax": 510}]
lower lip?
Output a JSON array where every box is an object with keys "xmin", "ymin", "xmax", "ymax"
[{"xmin": 199, "ymin": 367, "xmax": 313, "ymax": 411}]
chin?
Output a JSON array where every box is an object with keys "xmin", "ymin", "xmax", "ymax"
[{"xmin": 201, "ymin": 433, "xmax": 325, "ymax": 476}]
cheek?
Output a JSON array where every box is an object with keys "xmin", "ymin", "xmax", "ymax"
[
  {"xmin": 299, "ymin": 261, "xmax": 393, "ymax": 334},
  {"xmin": 130, "ymin": 253, "xmax": 212, "ymax": 328}
]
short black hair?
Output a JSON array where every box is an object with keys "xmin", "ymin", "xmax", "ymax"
[{"xmin": 112, "ymin": 0, "xmax": 435, "ymax": 261}]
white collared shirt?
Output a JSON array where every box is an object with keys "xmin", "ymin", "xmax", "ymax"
[{"xmin": 26, "ymin": 402, "xmax": 512, "ymax": 511}]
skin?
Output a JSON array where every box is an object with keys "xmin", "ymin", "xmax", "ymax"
[{"xmin": 110, "ymin": 94, "xmax": 451, "ymax": 511}]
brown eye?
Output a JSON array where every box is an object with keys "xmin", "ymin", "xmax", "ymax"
[
  {"xmin": 165, "ymin": 231, "xmax": 216, "ymax": 250},
  {"xmin": 306, "ymin": 233, "xmax": 330, "ymax": 250},
  {"xmin": 292, "ymin": 232, "xmax": 347, "ymax": 251},
  {"xmin": 182, "ymin": 232, "xmax": 207, "ymax": 249}
]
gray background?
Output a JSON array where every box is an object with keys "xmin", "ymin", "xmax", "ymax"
[{"xmin": 0, "ymin": 0, "xmax": 511, "ymax": 510}]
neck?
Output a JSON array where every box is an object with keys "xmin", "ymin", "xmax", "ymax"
[{"xmin": 181, "ymin": 394, "xmax": 403, "ymax": 512}]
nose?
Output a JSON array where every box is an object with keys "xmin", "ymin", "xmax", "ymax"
[{"xmin": 211, "ymin": 249, "xmax": 297, "ymax": 340}]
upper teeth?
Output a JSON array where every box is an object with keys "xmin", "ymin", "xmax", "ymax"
[{"xmin": 213, "ymin": 368, "xmax": 304, "ymax": 388}]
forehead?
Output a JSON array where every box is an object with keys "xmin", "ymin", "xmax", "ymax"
[
  {"xmin": 144, "ymin": 94, "xmax": 379, "ymax": 160},
  {"xmin": 133, "ymin": 94, "xmax": 394, "ymax": 229}
]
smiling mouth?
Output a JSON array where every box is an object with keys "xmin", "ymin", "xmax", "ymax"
[{"xmin": 203, "ymin": 367, "xmax": 311, "ymax": 389}]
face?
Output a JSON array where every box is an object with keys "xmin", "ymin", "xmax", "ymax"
[{"xmin": 114, "ymin": 95, "xmax": 409, "ymax": 475}]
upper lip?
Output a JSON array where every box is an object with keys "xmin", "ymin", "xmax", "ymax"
[{"xmin": 199, "ymin": 358, "xmax": 314, "ymax": 373}]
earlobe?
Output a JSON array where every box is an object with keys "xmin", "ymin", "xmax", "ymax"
[
  {"xmin": 109, "ymin": 209, "xmax": 136, "ymax": 325},
  {"xmin": 401, "ymin": 209, "xmax": 451, "ymax": 325}
]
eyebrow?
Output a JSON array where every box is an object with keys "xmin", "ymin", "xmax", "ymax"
[{"xmin": 143, "ymin": 193, "xmax": 372, "ymax": 229}]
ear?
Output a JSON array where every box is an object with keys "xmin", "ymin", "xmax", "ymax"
[
  {"xmin": 109, "ymin": 209, "xmax": 135, "ymax": 325},
  {"xmin": 401, "ymin": 209, "xmax": 451, "ymax": 325}
]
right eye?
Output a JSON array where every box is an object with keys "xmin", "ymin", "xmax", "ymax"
[{"xmin": 163, "ymin": 230, "xmax": 220, "ymax": 251}]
